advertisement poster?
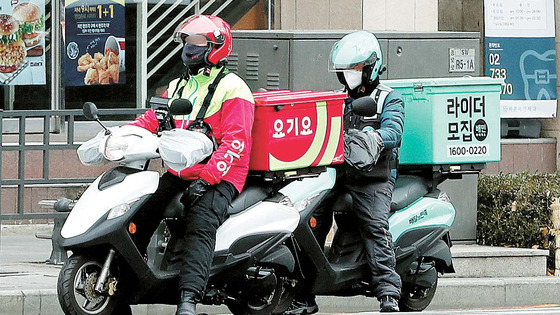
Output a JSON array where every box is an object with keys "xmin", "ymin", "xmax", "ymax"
[
  {"xmin": 484, "ymin": 0, "xmax": 557, "ymax": 118},
  {"xmin": 65, "ymin": 0, "xmax": 125, "ymax": 86},
  {"xmin": 0, "ymin": 0, "xmax": 46, "ymax": 85}
]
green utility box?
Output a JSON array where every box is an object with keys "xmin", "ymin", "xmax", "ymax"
[{"xmin": 384, "ymin": 77, "xmax": 502, "ymax": 166}]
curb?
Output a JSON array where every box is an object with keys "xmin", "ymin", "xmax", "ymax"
[{"xmin": 3, "ymin": 277, "xmax": 560, "ymax": 314}]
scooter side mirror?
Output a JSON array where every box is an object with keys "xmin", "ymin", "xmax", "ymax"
[
  {"xmin": 350, "ymin": 96, "xmax": 377, "ymax": 117},
  {"xmin": 83, "ymin": 102, "xmax": 111, "ymax": 135},
  {"xmin": 169, "ymin": 98, "xmax": 193, "ymax": 116},
  {"xmin": 83, "ymin": 102, "xmax": 99, "ymax": 121}
]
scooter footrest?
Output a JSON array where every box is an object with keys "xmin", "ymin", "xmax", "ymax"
[
  {"xmin": 331, "ymin": 261, "xmax": 368, "ymax": 273},
  {"xmin": 154, "ymin": 270, "xmax": 180, "ymax": 280}
]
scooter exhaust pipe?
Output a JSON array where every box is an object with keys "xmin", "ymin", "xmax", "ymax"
[{"xmin": 95, "ymin": 248, "xmax": 116, "ymax": 293}]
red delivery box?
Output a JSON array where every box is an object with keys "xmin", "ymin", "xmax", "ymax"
[{"xmin": 250, "ymin": 90, "xmax": 347, "ymax": 172}]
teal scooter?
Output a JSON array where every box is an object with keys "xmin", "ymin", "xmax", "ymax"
[
  {"xmin": 276, "ymin": 97, "xmax": 456, "ymax": 312},
  {"xmin": 278, "ymin": 166, "xmax": 456, "ymax": 313}
]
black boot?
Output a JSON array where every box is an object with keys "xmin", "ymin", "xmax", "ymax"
[
  {"xmin": 176, "ymin": 291, "xmax": 197, "ymax": 315},
  {"xmin": 284, "ymin": 297, "xmax": 319, "ymax": 315},
  {"xmin": 379, "ymin": 295, "xmax": 399, "ymax": 312}
]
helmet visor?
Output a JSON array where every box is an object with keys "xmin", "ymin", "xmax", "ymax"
[
  {"xmin": 328, "ymin": 31, "xmax": 379, "ymax": 72},
  {"xmin": 173, "ymin": 18, "xmax": 191, "ymax": 43},
  {"xmin": 172, "ymin": 15, "xmax": 221, "ymax": 45},
  {"xmin": 184, "ymin": 34, "xmax": 208, "ymax": 46},
  {"xmin": 328, "ymin": 46, "xmax": 377, "ymax": 72}
]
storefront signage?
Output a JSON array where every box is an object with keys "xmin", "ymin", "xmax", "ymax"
[
  {"xmin": 446, "ymin": 95, "xmax": 490, "ymax": 158},
  {"xmin": 484, "ymin": 0, "xmax": 557, "ymax": 118},
  {"xmin": 0, "ymin": 0, "xmax": 46, "ymax": 85},
  {"xmin": 64, "ymin": 0, "xmax": 125, "ymax": 86}
]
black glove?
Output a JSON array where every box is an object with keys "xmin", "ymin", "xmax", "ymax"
[{"xmin": 181, "ymin": 178, "xmax": 211, "ymax": 206}]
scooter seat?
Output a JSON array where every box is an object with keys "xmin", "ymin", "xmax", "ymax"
[
  {"xmin": 390, "ymin": 175, "xmax": 429, "ymax": 211},
  {"xmin": 228, "ymin": 185, "xmax": 269, "ymax": 215},
  {"xmin": 161, "ymin": 184, "xmax": 270, "ymax": 218},
  {"xmin": 332, "ymin": 175, "xmax": 429, "ymax": 212}
]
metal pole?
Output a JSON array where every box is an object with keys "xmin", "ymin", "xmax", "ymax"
[
  {"xmin": 3, "ymin": 86, "xmax": 14, "ymax": 110},
  {"xmin": 137, "ymin": 0, "xmax": 148, "ymax": 109},
  {"xmin": 51, "ymin": 0, "xmax": 61, "ymax": 111},
  {"xmin": 268, "ymin": 0, "xmax": 272, "ymax": 30},
  {"xmin": 50, "ymin": 0, "xmax": 63, "ymax": 134}
]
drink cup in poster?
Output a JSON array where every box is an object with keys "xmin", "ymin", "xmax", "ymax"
[{"xmin": 104, "ymin": 36, "xmax": 125, "ymax": 71}]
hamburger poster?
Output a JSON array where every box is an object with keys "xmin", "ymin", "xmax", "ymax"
[
  {"xmin": 0, "ymin": 0, "xmax": 46, "ymax": 85},
  {"xmin": 64, "ymin": 0, "xmax": 125, "ymax": 86}
]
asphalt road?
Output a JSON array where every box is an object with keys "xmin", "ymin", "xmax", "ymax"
[{"xmin": 350, "ymin": 306, "xmax": 560, "ymax": 314}]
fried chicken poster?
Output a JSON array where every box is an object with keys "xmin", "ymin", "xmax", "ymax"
[{"xmin": 64, "ymin": 0, "xmax": 125, "ymax": 86}]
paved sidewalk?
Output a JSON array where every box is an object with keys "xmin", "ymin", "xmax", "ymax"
[{"xmin": 3, "ymin": 224, "xmax": 560, "ymax": 314}]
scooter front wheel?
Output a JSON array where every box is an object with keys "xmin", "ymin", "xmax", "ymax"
[{"xmin": 57, "ymin": 254, "xmax": 131, "ymax": 315}]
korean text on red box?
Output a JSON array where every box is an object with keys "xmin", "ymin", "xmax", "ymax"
[{"xmin": 250, "ymin": 90, "xmax": 347, "ymax": 172}]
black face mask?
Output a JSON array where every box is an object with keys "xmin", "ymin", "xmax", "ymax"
[{"xmin": 182, "ymin": 44, "xmax": 208, "ymax": 67}]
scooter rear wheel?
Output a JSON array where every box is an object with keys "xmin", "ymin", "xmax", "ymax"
[
  {"xmin": 399, "ymin": 272, "xmax": 438, "ymax": 312},
  {"xmin": 57, "ymin": 254, "xmax": 131, "ymax": 315},
  {"xmin": 226, "ymin": 272, "xmax": 294, "ymax": 315}
]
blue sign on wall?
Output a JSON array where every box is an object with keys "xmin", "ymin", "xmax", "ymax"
[{"xmin": 484, "ymin": 0, "xmax": 557, "ymax": 118}]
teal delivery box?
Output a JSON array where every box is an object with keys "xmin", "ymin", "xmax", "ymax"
[{"xmin": 384, "ymin": 77, "xmax": 502, "ymax": 166}]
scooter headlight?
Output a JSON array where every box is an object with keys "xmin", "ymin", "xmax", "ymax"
[
  {"xmin": 104, "ymin": 135, "xmax": 128, "ymax": 161},
  {"xmin": 107, "ymin": 199, "xmax": 139, "ymax": 220}
]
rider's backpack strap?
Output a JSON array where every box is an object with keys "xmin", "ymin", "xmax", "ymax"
[
  {"xmin": 361, "ymin": 84, "xmax": 392, "ymax": 121},
  {"xmin": 195, "ymin": 66, "xmax": 228, "ymax": 121},
  {"xmin": 187, "ymin": 66, "xmax": 228, "ymax": 151}
]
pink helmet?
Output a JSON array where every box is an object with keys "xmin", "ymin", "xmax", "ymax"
[{"xmin": 173, "ymin": 15, "xmax": 232, "ymax": 66}]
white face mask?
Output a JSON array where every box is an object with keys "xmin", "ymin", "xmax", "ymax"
[{"xmin": 343, "ymin": 70, "xmax": 363, "ymax": 90}]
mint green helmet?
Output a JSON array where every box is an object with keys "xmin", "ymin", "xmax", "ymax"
[{"xmin": 329, "ymin": 31, "xmax": 383, "ymax": 84}]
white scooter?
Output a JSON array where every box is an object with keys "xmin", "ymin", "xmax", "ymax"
[{"xmin": 56, "ymin": 99, "xmax": 455, "ymax": 315}]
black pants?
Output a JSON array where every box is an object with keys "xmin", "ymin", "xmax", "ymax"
[
  {"xmin": 133, "ymin": 172, "xmax": 236, "ymax": 302},
  {"xmin": 312, "ymin": 177, "xmax": 402, "ymax": 299}
]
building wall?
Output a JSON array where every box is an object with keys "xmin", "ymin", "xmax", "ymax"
[
  {"xmin": 438, "ymin": 0, "xmax": 483, "ymax": 32},
  {"xmin": 484, "ymin": 140, "xmax": 557, "ymax": 174},
  {"xmin": 278, "ymin": 0, "xmax": 362, "ymax": 30},
  {"xmin": 540, "ymin": 0, "xmax": 560, "ymax": 170},
  {"xmin": 276, "ymin": 0, "xmax": 437, "ymax": 31},
  {"xmin": 233, "ymin": 0, "xmax": 269, "ymax": 30},
  {"xmin": 363, "ymin": 0, "xmax": 438, "ymax": 31}
]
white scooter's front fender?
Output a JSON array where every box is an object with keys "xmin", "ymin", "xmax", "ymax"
[{"xmin": 61, "ymin": 170, "xmax": 160, "ymax": 238}]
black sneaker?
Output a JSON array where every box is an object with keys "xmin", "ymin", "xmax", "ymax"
[
  {"xmin": 284, "ymin": 298, "xmax": 319, "ymax": 315},
  {"xmin": 379, "ymin": 295, "xmax": 399, "ymax": 312}
]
